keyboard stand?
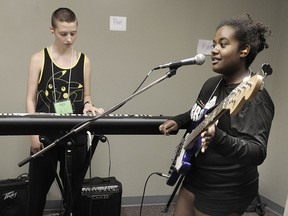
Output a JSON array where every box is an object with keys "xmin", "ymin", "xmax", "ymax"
[
  {"xmin": 40, "ymin": 134, "xmax": 100, "ymax": 216},
  {"xmin": 65, "ymin": 135, "xmax": 100, "ymax": 216}
]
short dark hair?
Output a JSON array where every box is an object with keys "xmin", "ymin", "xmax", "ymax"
[
  {"xmin": 217, "ymin": 14, "xmax": 271, "ymax": 67},
  {"xmin": 51, "ymin": 8, "xmax": 78, "ymax": 28}
]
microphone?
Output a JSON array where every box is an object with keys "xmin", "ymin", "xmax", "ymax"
[{"xmin": 153, "ymin": 54, "xmax": 205, "ymax": 70}]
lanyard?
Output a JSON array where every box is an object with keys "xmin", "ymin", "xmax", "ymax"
[{"xmin": 50, "ymin": 45, "xmax": 73, "ymax": 103}]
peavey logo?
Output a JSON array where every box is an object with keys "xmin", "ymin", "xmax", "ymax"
[{"xmin": 2, "ymin": 191, "xmax": 17, "ymax": 200}]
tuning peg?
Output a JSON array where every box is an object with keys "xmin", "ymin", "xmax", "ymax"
[{"xmin": 261, "ymin": 63, "xmax": 273, "ymax": 76}]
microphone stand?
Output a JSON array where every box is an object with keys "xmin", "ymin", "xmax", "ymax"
[
  {"xmin": 18, "ymin": 68, "xmax": 178, "ymax": 167},
  {"xmin": 18, "ymin": 67, "xmax": 178, "ymax": 215}
]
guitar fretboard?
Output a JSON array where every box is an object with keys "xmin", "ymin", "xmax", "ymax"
[{"xmin": 183, "ymin": 76, "xmax": 261, "ymax": 149}]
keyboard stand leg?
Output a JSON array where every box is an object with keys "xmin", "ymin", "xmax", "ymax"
[
  {"xmin": 72, "ymin": 136, "xmax": 100, "ymax": 208},
  {"xmin": 64, "ymin": 140, "xmax": 73, "ymax": 216},
  {"xmin": 63, "ymin": 135, "xmax": 100, "ymax": 216}
]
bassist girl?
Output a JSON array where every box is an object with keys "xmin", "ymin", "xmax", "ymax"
[{"xmin": 159, "ymin": 14, "xmax": 274, "ymax": 216}]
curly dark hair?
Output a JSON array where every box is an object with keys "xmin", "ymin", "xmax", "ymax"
[
  {"xmin": 217, "ymin": 14, "xmax": 271, "ymax": 67},
  {"xmin": 51, "ymin": 8, "xmax": 77, "ymax": 28}
]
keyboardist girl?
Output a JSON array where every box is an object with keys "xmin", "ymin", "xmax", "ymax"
[{"xmin": 25, "ymin": 7, "xmax": 104, "ymax": 216}]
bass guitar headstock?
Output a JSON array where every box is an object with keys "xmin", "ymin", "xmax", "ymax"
[
  {"xmin": 259, "ymin": 63, "xmax": 273, "ymax": 90},
  {"xmin": 225, "ymin": 63, "xmax": 272, "ymax": 115}
]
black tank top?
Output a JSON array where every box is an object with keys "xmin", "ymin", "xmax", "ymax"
[{"xmin": 36, "ymin": 48, "xmax": 86, "ymax": 114}]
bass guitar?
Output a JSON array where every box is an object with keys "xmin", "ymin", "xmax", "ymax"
[{"xmin": 166, "ymin": 64, "xmax": 272, "ymax": 186}]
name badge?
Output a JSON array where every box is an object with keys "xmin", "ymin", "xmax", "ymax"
[{"xmin": 54, "ymin": 100, "xmax": 73, "ymax": 114}]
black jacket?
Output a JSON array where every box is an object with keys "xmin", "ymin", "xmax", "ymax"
[{"xmin": 172, "ymin": 74, "xmax": 274, "ymax": 193}]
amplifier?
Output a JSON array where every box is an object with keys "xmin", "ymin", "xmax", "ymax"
[
  {"xmin": 80, "ymin": 177, "xmax": 122, "ymax": 216},
  {"xmin": 0, "ymin": 175, "xmax": 28, "ymax": 216}
]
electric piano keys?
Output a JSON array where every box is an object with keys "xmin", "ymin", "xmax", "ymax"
[{"xmin": 0, "ymin": 113, "xmax": 180, "ymax": 135}]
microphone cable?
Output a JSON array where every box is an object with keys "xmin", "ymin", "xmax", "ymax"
[
  {"xmin": 139, "ymin": 172, "xmax": 169, "ymax": 216},
  {"xmin": 109, "ymin": 69, "xmax": 153, "ymax": 112},
  {"xmin": 132, "ymin": 70, "xmax": 153, "ymax": 94}
]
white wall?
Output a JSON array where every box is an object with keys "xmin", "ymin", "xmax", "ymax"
[
  {"xmin": 258, "ymin": 0, "xmax": 288, "ymax": 210},
  {"xmin": 0, "ymin": 0, "xmax": 286, "ymax": 210}
]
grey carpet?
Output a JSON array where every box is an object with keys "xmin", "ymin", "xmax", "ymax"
[
  {"xmin": 121, "ymin": 204, "xmax": 278, "ymax": 216},
  {"xmin": 44, "ymin": 204, "xmax": 279, "ymax": 216}
]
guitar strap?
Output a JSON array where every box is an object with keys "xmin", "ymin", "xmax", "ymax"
[
  {"xmin": 199, "ymin": 75, "xmax": 224, "ymax": 107},
  {"xmin": 189, "ymin": 75, "xmax": 223, "ymax": 124}
]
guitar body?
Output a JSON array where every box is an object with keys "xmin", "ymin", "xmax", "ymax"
[{"xmin": 166, "ymin": 117, "xmax": 203, "ymax": 186}]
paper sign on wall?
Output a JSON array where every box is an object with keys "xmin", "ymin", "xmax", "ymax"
[
  {"xmin": 197, "ymin": 39, "xmax": 213, "ymax": 55},
  {"xmin": 110, "ymin": 16, "xmax": 127, "ymax": 31}
]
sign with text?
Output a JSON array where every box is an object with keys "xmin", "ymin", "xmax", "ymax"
[
  {"xmin": 197, "ymin": 39, "xmax": 213, "ymax": 55},
  {"xmin": 110, "ymin": 16, "xmax": 127, "ymax": 31}
]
